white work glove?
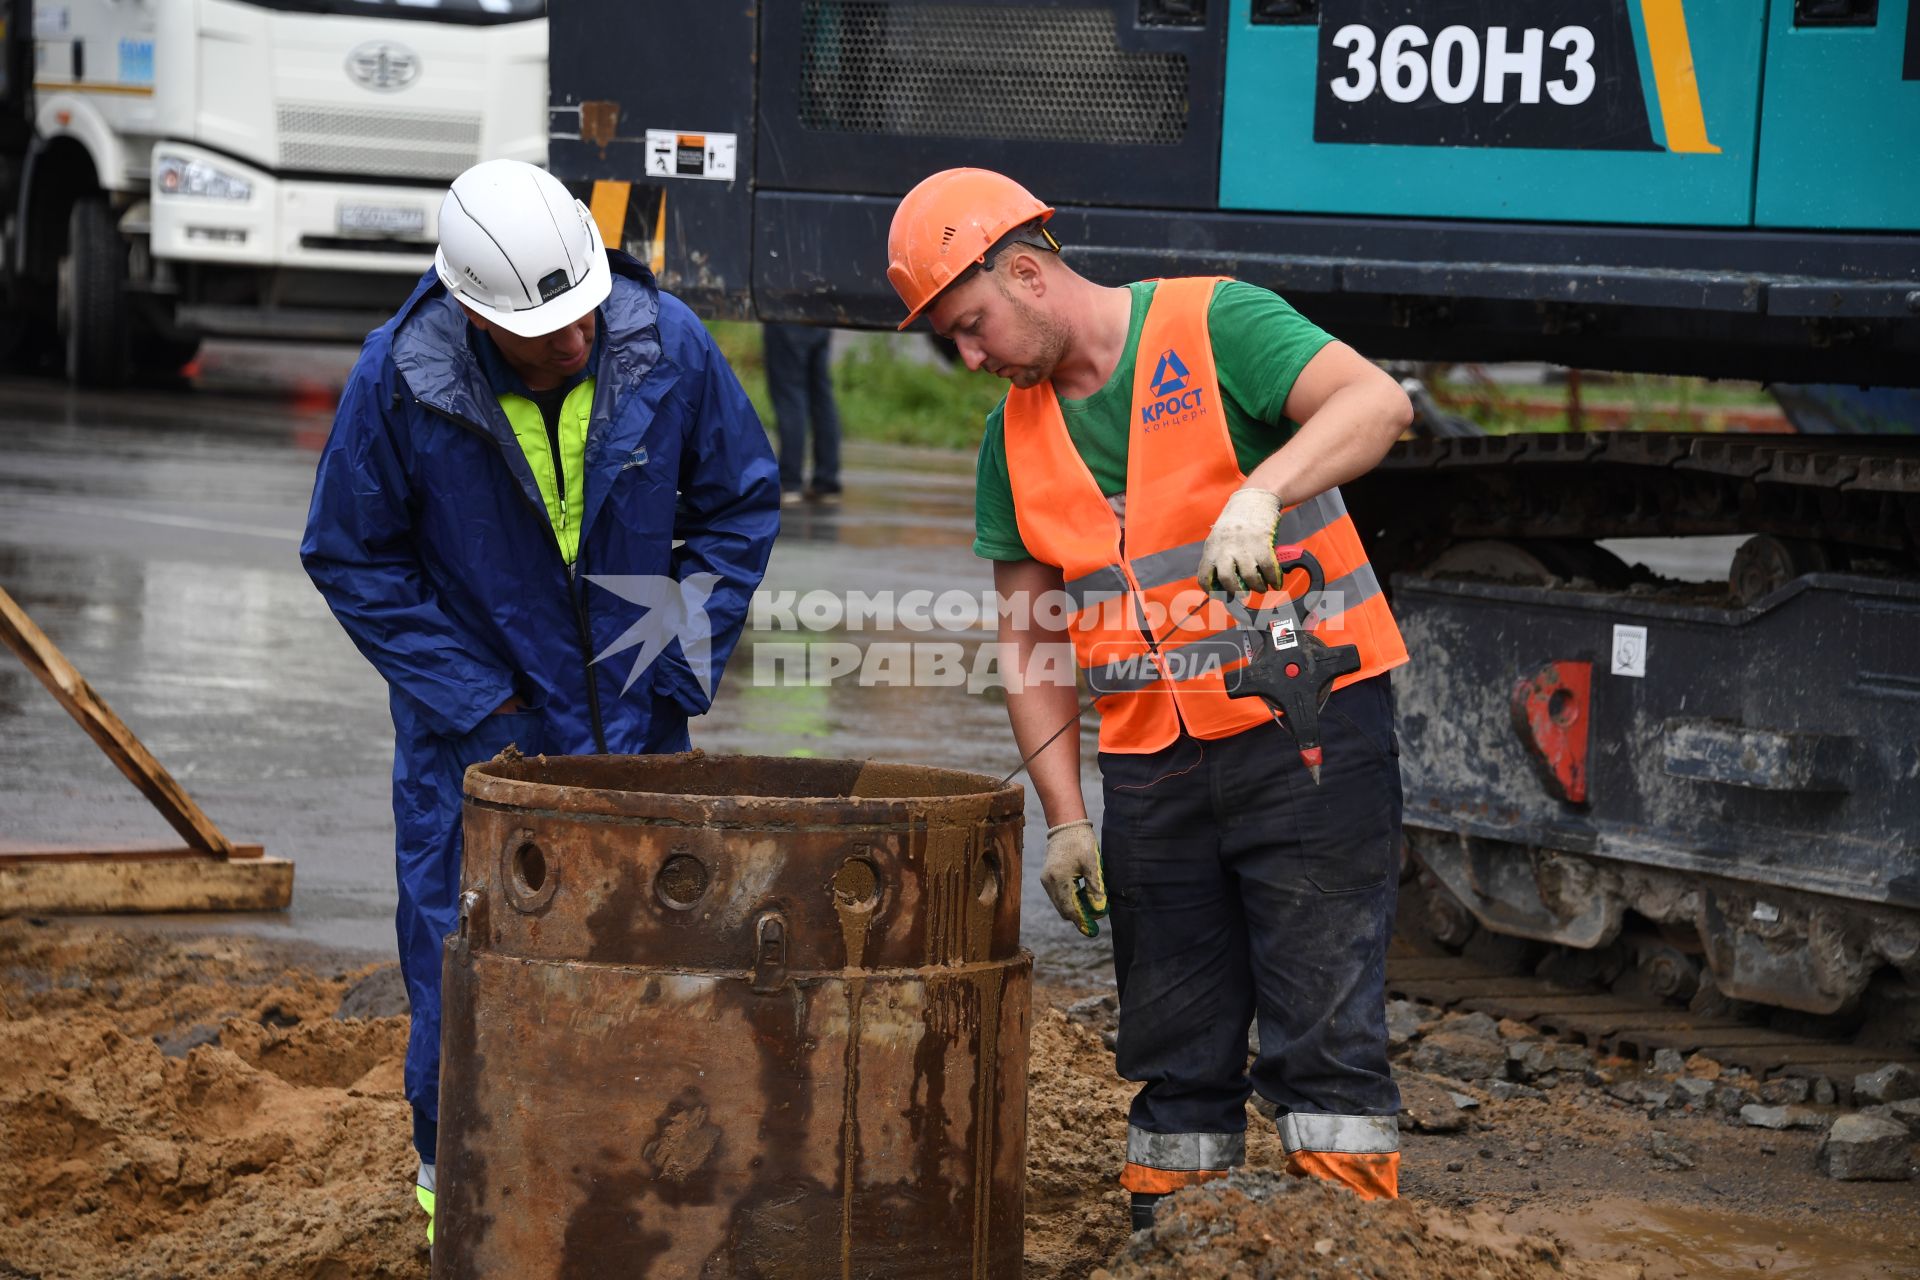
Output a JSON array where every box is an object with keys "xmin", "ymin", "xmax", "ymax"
[
  {"xmin": 1041, "ymin": 819, "xmax": 1108, "ymax": 938},
  {"xmin": 1197, "ymin": 487, "xmax": 1283, "ymax": 598}
]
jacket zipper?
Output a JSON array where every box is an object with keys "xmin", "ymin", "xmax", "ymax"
[
  {"xmin": 419, "ymin": 399, "xmax": 609, "ymax": 753},
  {"xmin": 544, "ymin": 402, "xmax": 569, "ymax": 552},
  {"xmin": 570, "ymin": 563, "xmax": 606, "ymax": 752}
]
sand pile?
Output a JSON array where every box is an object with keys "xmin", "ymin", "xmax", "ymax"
[
  {"xmin": 1095, "ymin": 1171, "xmax": 1627, "ymax": 1280},
  {"xmin": 7, "ymin": 921, "xmax": 1911, "ymax": 1279},
  {"xmin": 0, "ymin": 921, "xmax": 420, "ymax": 1280}
]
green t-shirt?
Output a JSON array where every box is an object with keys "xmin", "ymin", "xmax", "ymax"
[{"xmin": 973, "ymin": 279, "xmax": 1334, "ymax": 561}]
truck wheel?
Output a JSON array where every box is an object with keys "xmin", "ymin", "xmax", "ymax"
[
  {"xmin": 61, "ymin": 197, "xmax": 130, "ymax": 388},
  {"xmin": 0, "ymin": 308, "xmax": 25, "ymax": 367},
  {"xmin": 135, "ymin": 331, "xmax": 203, "ymax": 380}
]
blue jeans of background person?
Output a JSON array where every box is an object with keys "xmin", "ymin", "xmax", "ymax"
[
  {"xmin": 763, "ymin": 322, "xmax": 841, "ymax": 494},
  {"xmin": 1098, "ymin": 674, "xmax": 1403, "ymax": 1182}
]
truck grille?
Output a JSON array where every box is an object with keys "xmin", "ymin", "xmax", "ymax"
[
  {"xmin": 798, "ymin": 1, "xmax": 1188, "ymax": 145},
  {"xmin": 276, "ymin": 104, "xmax": 482, "ymax": 179}
]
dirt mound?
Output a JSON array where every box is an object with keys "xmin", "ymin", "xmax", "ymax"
[
  {"xmin": 1022, "ymin": 996, "xmax": 1296, "ymax": 1279},
  {"xmin": 6, "ymin": 921, "xmax": 1915, "ymax": 1279},
  {"xmin": 1095, "ymin": 1171, "xmax": 1616, "ymax": 1280},
  {"xmin": 1023, "ymin": 995, "xmax": 1132, "ymax": 1278},
  {"xmin": 0, "ymin": 921, "xmax": 422, "ymax": 1280}
]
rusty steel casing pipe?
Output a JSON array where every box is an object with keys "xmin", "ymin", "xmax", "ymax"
[{"xmin": 434, "ymin": 753, "xmax": 1029, "ymax": 1279}]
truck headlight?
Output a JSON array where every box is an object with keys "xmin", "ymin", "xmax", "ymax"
[{"xmin": 155, "ymin": 155, "xmax": 254, "ymax": 202}]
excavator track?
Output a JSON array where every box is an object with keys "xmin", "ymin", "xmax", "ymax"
[
  {"xmin": 1348, "ymin": 429, "xmax": 1919, "ymax": 1032},
  {"xmin": 1384, "ymin": 945, "xmax": 1920, "ymax": 1104}
]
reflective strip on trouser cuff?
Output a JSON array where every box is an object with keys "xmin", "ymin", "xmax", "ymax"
[
  {"xmin": 417, "ymin": 1160, "xmax": 437, "ymax": 1193},
  {"xmin": 1276, "ymin": 1112, "xmax": 1400, "ymax": 1156},
  {"xmin": 1126, "ymin": 1125, "xmax": 1246, "ymax": 1171},
  {"xmin": 1122, "ymin": 1125, "xmax": 1245, "ymax": 1191}
]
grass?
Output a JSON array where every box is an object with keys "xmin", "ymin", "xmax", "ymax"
[
  {"xmin": 708, "ymin": 321, "xmax": 1787, "ymax": 450},
  {"xmin": 707, "ymin": 321, "xmax": 1006, "ymax": 453},
  {"xmin": 1430, "ymin": 370, "xmax": 1781, "ymax": 436}
]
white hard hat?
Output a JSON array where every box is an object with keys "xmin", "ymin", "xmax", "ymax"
[{"xmin": 434, "ymin": 159, "xmax": 612, "ymax": 338}]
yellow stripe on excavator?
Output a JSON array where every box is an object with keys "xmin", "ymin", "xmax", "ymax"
[
  {"xmin": 588, "ymin": 180, "xmax": 630, "ymax": 255},
  {"xmin": 649, "ymin": 190, "xmax": 667, "ymax": 277},
  {"xmin": 1640, "ymin": 0, "xmax": 1721, "ymax": 155}
]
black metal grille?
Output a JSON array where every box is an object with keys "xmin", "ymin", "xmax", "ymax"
[{"xmin": 799, "ymin": 1, "xmax": 1189, "ymax": 145}]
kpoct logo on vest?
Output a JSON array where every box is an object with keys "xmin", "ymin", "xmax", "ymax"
[{"xmin": 1140, "ymin": 348, "xmax": 1207, "ymax": 432}]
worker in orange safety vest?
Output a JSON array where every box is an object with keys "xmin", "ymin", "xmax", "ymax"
[{"xmin": 886, "ymin": 168, "xmax": 1415, "ymax": 1226}]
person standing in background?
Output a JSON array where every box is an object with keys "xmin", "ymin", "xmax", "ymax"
[{"xmin": 763, "ymin": 322, "xmax": 843, "ymax": 505}]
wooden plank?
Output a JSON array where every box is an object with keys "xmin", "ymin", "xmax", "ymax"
[
  {"xmin": 1461, "ymin": 997, "xmax": 1666, "ymax": 1022},
  {"xmin": 1639, "ymin": 1027, "xmax": 1845, "ymax": 1051},
  {"xmin": 0, "ymin": 841, "xmax": 266, "ymax": 864},
  {"xmin": 1386, "ymin": 955, "xmax": 1506, "ymax": 982},
  {"xmin": 1538, "ymin": 1011, "xmax": 1721, "ymax": 1037},
  {"xmin": 0, "ymin": 856, "xmax": 293, "ymax": 914},
  {"xmin": 1492, "ymin": 993, "xmax": 1676, "ymax": 1017},
  {"xmin": 1391, "ymin": 976, "xmax": 1562, "ymax": 1001},
  {"xmin": 1779, "ymin": 1059, "xmax": 1920, "ymax": 1082},
  {"xmin": 1692, "ymin": 1042, "xmax": 1905, "ymax": 1066},
  {"xmin": 0, "ymin": 586, "xmax": 235, "ymax": 858}
]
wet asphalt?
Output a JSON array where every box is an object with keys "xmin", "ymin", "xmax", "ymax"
[{"xmin": 0, "ymin": 342, "xmax": 1112, "ymax": 985}]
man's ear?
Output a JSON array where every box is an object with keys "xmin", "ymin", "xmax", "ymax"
[
  {"xmin": 458, "ymin": 303, "xmax": 492, "ymax": 334},
  {"xmin": 1007, "ymin": 249, "xmax": 1048, "ymax": 298}
]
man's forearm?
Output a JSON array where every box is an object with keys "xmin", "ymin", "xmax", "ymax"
[
  {"xmin": 1004, "ymin": 640, "xmax": 1086, "ymax": 827},
  {"xmin": 992, "ymin": 559, "xmax": 1086, "ymax": 827},
  {"xmin": 1245, "ymin": 381, "xmax": 1407, "ymax": 507}
]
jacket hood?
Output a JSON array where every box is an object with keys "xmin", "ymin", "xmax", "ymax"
[{"xmin": 389, "ymin": 251, "xmax": 664, "ymax": 426}]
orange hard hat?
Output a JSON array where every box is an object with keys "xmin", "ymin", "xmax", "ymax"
[{"xmin": 886, "ymin": 168, "xmax": 1054, "ymax": 330}]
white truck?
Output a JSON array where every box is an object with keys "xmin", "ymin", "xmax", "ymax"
[{"xmin": 0, "ymin": 0, "xmax": 546, "ymax": 386}]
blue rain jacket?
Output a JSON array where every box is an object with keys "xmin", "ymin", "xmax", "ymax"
[{"xmin": 301, "ymin": 252, "xmax": 779, "ymax": 1143}]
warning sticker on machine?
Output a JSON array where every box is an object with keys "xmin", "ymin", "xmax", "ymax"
[
  {"xmin": 644, "ymin": 130, "xmax": 737, "ymax": 182},
  {"xmin": 1611, "ymin": 624, "xmax": 1648, "ymax": 678}
]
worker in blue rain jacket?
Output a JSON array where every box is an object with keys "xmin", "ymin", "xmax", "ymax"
[{"xmin": 300, "ymin": 159, "xmax": 779, "ymax": 1246}]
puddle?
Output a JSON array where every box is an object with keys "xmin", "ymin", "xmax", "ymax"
[{"xmin": 1506, "ymin": 1198, "xmax": 1920, "ymax": 1279}]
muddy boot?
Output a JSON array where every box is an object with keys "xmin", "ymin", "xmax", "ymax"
[{"xmin": 1130, "ymin": 1192, "xmax": 1164, "ymax": 1232}]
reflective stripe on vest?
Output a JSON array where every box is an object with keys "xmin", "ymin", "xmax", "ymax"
[
  {"xmin": 498, "ymin": 377, "xmax": 595, "ymax": 565},
  {"xmin": 1005, "ymin": 277, "xmax": 1408, "ymax": 754}
]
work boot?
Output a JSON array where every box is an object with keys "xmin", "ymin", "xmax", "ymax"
[
  {"xmin": 1129, "ymin": 1191, "xmax": 1164, "ymax": 1232},
  {"xmin": 416, "ymin": 1160, "xmax": 436, "ymax": 1246}
]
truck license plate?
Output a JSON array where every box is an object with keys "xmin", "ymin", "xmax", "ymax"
[{"xmin": 337, "ymin": 204, "xmax": 426, "ymax": 236}]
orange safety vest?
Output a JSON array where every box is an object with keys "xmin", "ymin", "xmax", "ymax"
[{"xmin": 1005, "ymin": 276, "xmax": 1408, "ymax": 755}]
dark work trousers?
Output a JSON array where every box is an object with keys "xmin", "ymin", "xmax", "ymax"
[
  {"xmin": 762, "ymin": 323, "xmax": 841, "ymax": 494},
  {"xmin": 1099, "ymin": 673, "xmax": 1403, "ymax": 1184}
]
